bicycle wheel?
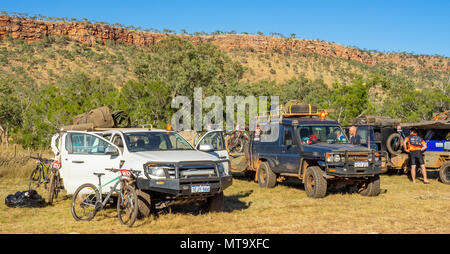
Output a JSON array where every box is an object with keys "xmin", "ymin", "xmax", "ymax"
[
  {"xmin": 235, "ymin": 137, "xmax": 245, "ymax": 153},
  {"xmin": 117, "ymin": 184, "xmax": 138, "ymax": 227},
  {"xmin": 28, "ymin": 165, "xmax": 41, "ymax": 190},
  {"xmin": 47, "ymin": 171, "xmax": 60, "ymax": 204},
  {"xmin": 71, "ymin": 183, "xmax": 101, "ymax": 221}
]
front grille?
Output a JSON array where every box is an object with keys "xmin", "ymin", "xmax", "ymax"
[
  {"xmin": 345, "ymin": 152, "xmax": 370, "ymax": 162},
  {"xmin": 167, "ymin": 164, "xmax": 217, "ymax": 179}
]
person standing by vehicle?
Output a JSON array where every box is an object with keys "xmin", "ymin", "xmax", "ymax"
[
  {"xmin": 403, "ymin": 128, "xmax": 430, "ymax": 184},
  {"xmin": 349, "ymin": 125, "xmax": 361, "ymax": 145}
]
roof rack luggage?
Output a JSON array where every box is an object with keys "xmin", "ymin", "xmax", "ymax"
[
  {"xmin": 59, "ymin": 106, "xmax": 134, "ymax": 132},
  {"xmin": 255, "ymin": 100, "xmax": 332, "ymax": 124}
]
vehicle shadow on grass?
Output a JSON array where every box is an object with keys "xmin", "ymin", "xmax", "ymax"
[
  {"xmin": 71, "ymin": 190, "xmax": 253, "ymax": 227},
  {"xmin": 277, "ymin": 179, "xmax": 389, "ymax": 197},
  {"xmin": 386, "ymin": 169, "xmax": 442, "ymax": 183},
  {"xmin": 231, "ymin": 171, "xmax": 256, "ymax": 182},
  {"xmin": 154, "ymin": 190, "xmax": 253, "ymax": 217}
]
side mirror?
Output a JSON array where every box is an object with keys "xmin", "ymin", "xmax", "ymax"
[
  {"xmin": 198, "ymin": 144, "xmax": 215, "ymax": 153},
  {"xmin": 105, "ymin": 145, "xmax": 119, "ymax": 156}
]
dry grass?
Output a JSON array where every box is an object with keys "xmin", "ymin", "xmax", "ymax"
[{"xmin": 1, "ymin": 148, "xmax": 449, "ymax": 234}]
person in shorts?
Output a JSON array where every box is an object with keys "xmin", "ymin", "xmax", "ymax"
[{"xmin": 403, "ymin": 128, "xmax": 430, "ymax": 184}]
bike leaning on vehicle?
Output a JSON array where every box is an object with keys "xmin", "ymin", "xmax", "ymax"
[
  {"xmin": 225, "ymin": 128, "xmax": 249, "ymax": 154},
  {"xmin": 47, "ymin": 160, "xmax": 62, "ymax": 205},
  {"xmin": 28, "ymin": 156, "xmax": 53, "ymax": 190},
  {"xmin": 70, "ymin": 168, "xmax": 139, "ymax": 227}
]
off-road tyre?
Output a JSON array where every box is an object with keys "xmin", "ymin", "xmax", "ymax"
[
  {"xmin": 71, "ymin": 183, "xmax": 100, "ymax": 221},
  {"xmin": 258, "ymin": 161, "xmax": 277, "ymax": 188},
  {"xmin": 206, "ymin": 192, "xmax": 224, "ymax": 212},
  {"xmin": 117, "ymin": 184, "xmax": 139, "ymax": 227},
  {"xmin": 47, "ymin": 172, "xmax": 59, "ymax": 204},
  {"xmin": 136, "ymin": 189, "xmax": 152, "ymax": 218},
  {"xmin": 358, "ymin": 175, "xmax": 381, "ymax": 196},
  {"xmin": 439, "ymin": 162, "xmax": 450, "ymax": 185},
  {"xmin": 304, "ymin": 166, "xmax": 327, "ymax": 198},
  {"xmin": 386, "ymin": 133, "xmax": 404, "ymax": 155}
]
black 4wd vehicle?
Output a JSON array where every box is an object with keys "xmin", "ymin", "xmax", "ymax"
[{"xmin": 235, "ymin": 103, "xmax": 387, "ymax": 198}]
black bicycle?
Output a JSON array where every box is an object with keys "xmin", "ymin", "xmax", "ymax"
[
  {"xmin": 47, "ymin": 161, "xmax": 62, "ymax": 205},
  {"xmin": 71, "ymin": 168, "xmax": 139, "ymax": 227}
]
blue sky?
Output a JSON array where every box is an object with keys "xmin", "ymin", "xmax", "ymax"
[{"xmin": 2, "ymin": 0, "xmax": 450, "ymax": 56}]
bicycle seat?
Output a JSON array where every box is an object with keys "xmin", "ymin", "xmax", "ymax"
[{"xmin": 93, "ymin": 173, "xmax": 105, "ymax": 177}]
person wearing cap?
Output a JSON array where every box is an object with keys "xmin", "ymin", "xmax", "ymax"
[{"xmin": 403, "ymin": 128, "xmax": 430, "ymax": 184}]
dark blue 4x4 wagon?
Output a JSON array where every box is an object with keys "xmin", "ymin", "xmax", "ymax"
[{"xmin": 239, "ymin": 103, "xmax": 387, "ymax": 198}]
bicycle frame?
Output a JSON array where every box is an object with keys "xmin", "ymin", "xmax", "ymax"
[
  {"xmin": 29, "ymin": 159, "xmax": 52, "ymax": 189},
  {"xmin": 98, "ymin": 170, "xmax": 136, "ymax": 205},
  {"xmin": 96, "ymin": 176, "xmax": 123, "ymax": 209},
  {"xmin": 40, "ymin": 163, "xmax": 50, "ymax": 181}
]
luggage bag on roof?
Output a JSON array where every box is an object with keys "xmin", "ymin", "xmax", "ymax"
[
  {"xmin": 73, "ymin": 106, "xmax": 115, "ymax": 128},
  {"xmin": 60, "ymin": 106, "xmax": 131, "ymax": 131}
]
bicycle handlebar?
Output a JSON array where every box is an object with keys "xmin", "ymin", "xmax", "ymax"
[
  {"xmin": 30, "ymin": 156, "xmax": 53, "ymax": 164},
  {"xmin": 105, "ymin": 168, "xmax": 140, "ymax": 174}
]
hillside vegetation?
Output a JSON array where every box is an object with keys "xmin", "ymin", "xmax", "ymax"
[{"xmin": 0, "ymin": 14, "xmax": 449, "ymax": 148}]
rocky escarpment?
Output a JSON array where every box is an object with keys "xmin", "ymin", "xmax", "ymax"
[{"xmin": 0, "ymin": 15, "xmax": 448, "ymax": 72}]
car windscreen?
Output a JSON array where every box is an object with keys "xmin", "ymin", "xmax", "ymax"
[
  {"xmin": 124, "ymin": 132, "xmax": 193, "ymax": 152},
  {"xmin": 296, "ymin": 125, "xmax": 349, "ymax": 144}
]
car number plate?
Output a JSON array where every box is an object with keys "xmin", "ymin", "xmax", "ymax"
[
  {"xmin": 354, "ymin": 161, "xmax": 369, "ymax": 167},
  {"xmin": 191, "ymin": 184, "xmax": 210, "ymax": 193}
]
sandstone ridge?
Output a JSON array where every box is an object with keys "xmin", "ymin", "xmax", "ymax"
[{"xmin": 0, "ymin": 15, "xmax": 448, "ymax": 72}]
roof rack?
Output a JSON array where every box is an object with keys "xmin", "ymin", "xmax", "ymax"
[
  {"xmin": 255, "ymin": 104, "xmax": 333, "ymax": 125},
  {"xmin": 60, "ymin": 123, "xmax": 154, "ymax": 132}
]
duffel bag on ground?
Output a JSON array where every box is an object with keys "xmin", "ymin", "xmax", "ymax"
[{"xmin": 5, "ymin": 189, "xmax": 46, "ymax": 208}]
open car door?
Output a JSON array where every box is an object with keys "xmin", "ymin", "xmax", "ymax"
[{"xmin": 195, "ymin": 130, "xmax": 230, "ymax": 172}]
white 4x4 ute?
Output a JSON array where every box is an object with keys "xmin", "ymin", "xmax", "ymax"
[{"xmin": 52, "ymin": 128, "xmax": 232, "ymax": 215}]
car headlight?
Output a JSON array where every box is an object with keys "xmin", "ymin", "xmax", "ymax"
[
  {"xmin": 144, "ymin": 164, "xmax": 167, "ymax": 178},
  {"xmin": 326, "ymin": 153, "xmax": 342, "ymax": 163},
  {"xmin": 326, "ymin": 153, "xmax": 334, "ymax": 163},
  {"xmin": 334, "ymin": 154, "xmax": 341, "ymax": 163},
  {"xmin": 149, "ymin": 166, "xmax": 166, "ymax": 177}
]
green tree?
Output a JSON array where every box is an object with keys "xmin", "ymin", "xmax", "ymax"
[
  {"xmin": 116, "ymin": 81, "xmax": 172, "ymax": 128},
  {"xmin": 0, "ymin": 81, "xmax": 22, "ymax": 147},
  {"xmin": 17, "ymin": 74, "xmax": 120, "ymax": 148},
  {"xmin": 328, "ymin": 77, "xmax": 370, "ymax": 124},
  {"xmin": 134, "ymin": 36, "xmax": 244, "ymax": 99}
]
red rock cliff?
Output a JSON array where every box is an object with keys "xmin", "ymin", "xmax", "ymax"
[{"xmin": 0, "ymin": 15, "xmax": 448, "ymax": 72}]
